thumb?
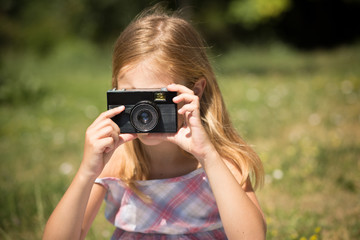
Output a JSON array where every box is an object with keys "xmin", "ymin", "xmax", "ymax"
[{"xmin": 118, "ymin": 133, "xmax": 138, "ymax": 145}]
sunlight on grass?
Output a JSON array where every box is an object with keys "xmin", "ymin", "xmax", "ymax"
[
  {"xmin": 215, "ymin": 43, "xmax": 360, "ymax": 240},
  {"xmin": 0, "ymin": 41, "xmax": 359, "ymax": 239}
]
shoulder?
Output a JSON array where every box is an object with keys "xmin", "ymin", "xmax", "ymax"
[
  {"xmin": 223, "ymin": 158, "xmax": 254, "ymax": 192},
  {"xmin": 223, "ymin": 158, "xmax": 264, "ymax": 219}
]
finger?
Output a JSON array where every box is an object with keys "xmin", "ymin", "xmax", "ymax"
[
  {"xmin": 97, "ymin": 137, "xmax": 115, "ymax": 153},
  {"xmin": 173, "ymin": 93, "xmax": 199, "ymax": 104},
  {"xmin": 91, "ymin": 124, "xmax": 117, "ymax": 143},
  {"xmin": 111, "ymin": 130, "xmax": 120, "ymax": 148},
  {"xmin": 100, "ymin": 130, "xmax": 121, "ymax": 153},
  {"xmin": 162, "ymin": 133, "xmax": 177, "ymax": 144},
  {"xmin": 107, "ymin": 134, "xmax": 137, "ymax": 153},
  {"xmin": 118, "ymin": 134, "xmax": 138, "ymax": 145},
  {"xmin": 93, "ymin": 106, "xmax": 125, "ymax": 125},
  {"xmin": 104, "ymin": 105, "xmax": 125, "ymax": 118},
  {"xmin": 167, "ymin": 84, "xmax": 194, "ymax": 95},
  {"xmin": 175, "ymin": 94, "xmax": 200, "ymax": 116},
  {"xmin": 178, "ymin": 103, "xmax": 198, "ymax": 115},
  {"xmin": 93, "ymin": 118, "xmax": 120, "ymax": 135},
  {"xmin": 109, "ymin": 120, "xmax": 121, "ymax": 135},
  {"xmin": 186, "ymin": 111, "xmax": 201, "ymax": 126}
]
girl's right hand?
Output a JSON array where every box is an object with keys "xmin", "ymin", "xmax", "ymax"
[{"xmin": 80, "ymin": 106, "xmax": 137, "ymax": 179}]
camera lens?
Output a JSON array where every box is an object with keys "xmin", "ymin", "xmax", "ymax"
[
  {"xmin": 130, "ymin": 101, "xmax": 159, "ymax": 132},
  {"xmin": 138, "ymin": 111, "xmax": 152, "ymax": 124}
]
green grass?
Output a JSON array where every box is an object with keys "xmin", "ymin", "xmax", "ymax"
[{"xmin": 0, "ymin": 41, "xmax": 359, "ymax": 240}]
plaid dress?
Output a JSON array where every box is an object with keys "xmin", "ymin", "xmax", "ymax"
[{"xmin": 95, "ymin": 168, "xmax": 227, "ymax": 240}]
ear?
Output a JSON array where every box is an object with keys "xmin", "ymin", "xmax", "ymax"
[{"xmin": 193, "ymin": 77, "xmax": 207, "ymax": 99}]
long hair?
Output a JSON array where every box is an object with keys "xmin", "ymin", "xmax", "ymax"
[{"xmin": 112, "ymin": 7, "xmax": 264, "ymax": 191}]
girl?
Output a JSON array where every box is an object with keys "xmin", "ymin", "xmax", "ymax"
[{"xmin": 43, "ymin": 7, "xmax": 266, "ymax": 240}]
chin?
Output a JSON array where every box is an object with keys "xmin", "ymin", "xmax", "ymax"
[{"xmin": 137, "ymin": 133, "xmax": 164, "ymax": 146}]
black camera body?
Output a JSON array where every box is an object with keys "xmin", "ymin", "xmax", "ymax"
[{"xmin": 107, "ymin": 88, "xmax": 178, "ymax": 133}]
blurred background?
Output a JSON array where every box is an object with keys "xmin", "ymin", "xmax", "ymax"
[{"xmin": 0, "ymin": 0, "xmax": 359, "ymax": 239}]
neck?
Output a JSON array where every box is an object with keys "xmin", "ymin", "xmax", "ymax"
[
  {"xmin": 142, "ymin": 142, "xmax": 199, "ymax": 179},
  {"xmin": 142, "ymin": 141, "xmax": 185, "ymax": 165}
]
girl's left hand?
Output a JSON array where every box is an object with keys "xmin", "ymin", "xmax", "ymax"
[{"xmin": 163, "ymin": 84, "xmax": 216, "ymax": 163}]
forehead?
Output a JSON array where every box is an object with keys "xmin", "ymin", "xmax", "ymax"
[{"xmin": 117, "ymin": 60, "xmax": 175, "ymax": 89}]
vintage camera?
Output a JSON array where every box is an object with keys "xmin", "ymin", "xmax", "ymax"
[{"xmin": 107, "ymin": 88, "xmax": 178, "ymax": 133}]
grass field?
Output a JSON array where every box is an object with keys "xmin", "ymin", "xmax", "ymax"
[{"xmin": 0, "ymin": 40, "xmax": 359, "ymax": 240}]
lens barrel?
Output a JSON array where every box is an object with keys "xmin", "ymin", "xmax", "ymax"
[{"xmin": 130, "ymin": 101, "xmax": 159, "ymax": 132}]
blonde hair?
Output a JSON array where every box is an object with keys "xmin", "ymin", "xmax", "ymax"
[{"xmin": 112, "ymin": 7, "xmax": 264, "ymax": 191}]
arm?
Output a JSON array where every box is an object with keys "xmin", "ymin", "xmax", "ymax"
[
  {"xmin": 80, "ymin": 184, "xmax": 107, "ymax": 240},
  {"xmin": 42, "ymin": 170, "xmax": 102, "ymax": 240},
  {"xmin": 43, "ymin": 106, "xmax": 137, "ymax": 240},
  {"xmin": 165, "ymin": 83, "xmax": 266, "ymax": 240},
  {"xmin": 201, "ymin": 150, "xmax": 266, "ymax": 240}
]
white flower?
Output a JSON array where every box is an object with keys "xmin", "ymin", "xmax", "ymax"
[
  {"xmin": 272, "ymin": 169, "xmax": 284, "ymax": 180},
  {"xmin": 59, "ymin": 162, "xmax": 73, "ymax": 175}
]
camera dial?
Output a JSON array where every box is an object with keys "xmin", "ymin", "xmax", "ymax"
[{"xmin": 130, "ymin": 101, "xmax": 159, "ymax": 132}]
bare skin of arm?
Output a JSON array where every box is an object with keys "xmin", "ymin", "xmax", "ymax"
[
  {"xmin": 164, "ymin": 83, "xmax": 266, "ymax": 240},
  {"xmin": 42, "ymin": 107, "xmax": 136, "ymax": 240},
  {"xmin": 202, "ymin": 151, "xmax": 266, "ymax": 240}
]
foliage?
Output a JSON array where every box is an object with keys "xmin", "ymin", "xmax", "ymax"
[
  {"xmin": 0, "ymin": 41, "xmax": 359, "ymax": 239},
  {"xmin": 0, "ymin": 0, "xmax": 156, "ymax": 53},
  {"xmin": 0, "ymin": 53, "xmax": 47, "ymax": 105},
  {"xmin": 1, "ymin": 0, "xmax": 359, "ymax": 53},
  {"xmin": 227, "ymin": 0, "xmax": 291, "ymax": 28},
  {"xmin": 216, "ymin": 43, "xmax": 360, "ymax": 239}
]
